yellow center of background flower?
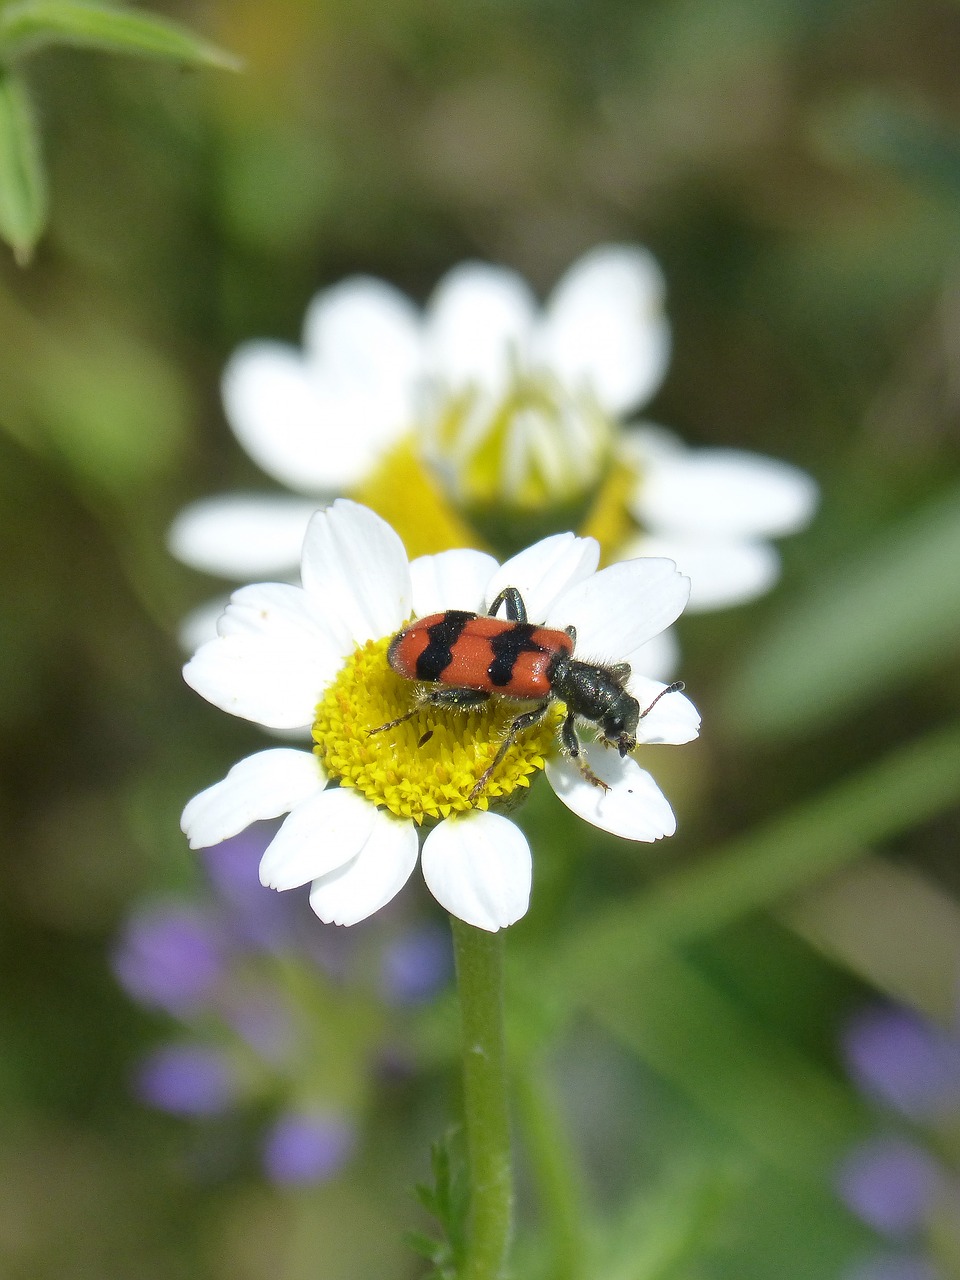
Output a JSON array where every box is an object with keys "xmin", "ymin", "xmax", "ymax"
[
  {"xmin": 312, "ymin": 636, "xmax": 563, "ymax": 824},
  {"xmin": 353, "ymin": 438, "xmax": 482, "ymax": 559}
]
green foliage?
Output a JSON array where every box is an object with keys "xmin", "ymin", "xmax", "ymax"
[
  {"xmin": 722, "ymin": 482, "xmax": 960, "ymax": 739},
  {"xmin": 0, "ymin": 0, "xmax": 240, "ymax": 68},
  {"xmin": 0, "ymin": 66, "xmax": 44, "ymax": 263},
  {"xmin": 409, "ymin": 1131, "xmax": 469, "ymax": 1279},
  {"xmin": 0, "ymin": 0, "xmax": 237, "ymax": 262}
]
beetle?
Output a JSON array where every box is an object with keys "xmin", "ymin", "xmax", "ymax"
[{"xmin": 373, "ymin": 586, "xmax": 684, "ymax": 800}]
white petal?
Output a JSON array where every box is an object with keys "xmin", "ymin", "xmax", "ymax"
[
  {"xmin": 625, "ymin": 627, "xmax": 681, "ymax": 681},
  {"xmin": 630, "ymin": 677, "xmax": 701, "ymax": 744},
  {"xmin": 183, "ymin": 633, "xmax": 328, "ymax": 729},
  {"xmin": 425, "ymin": 262, "xmax": 537, "ymax": 392},
  {"xmin": 545, "ymin": 558, "xmax": 690, "ymax": 662},
  {"xmin": 546, "ymin": 743, "xmax": 677, "ymax": 841},
  {"xmin": 167, "ymin": 494, "xmax": 322, "ymax": 578},
  {"xmin": 622, "ymin": 533, "xmax": 781, "ymax": 611},
  {"xmin": 181, "ymin": 749, "xmax": 326, "ymax": 850},
  {"xmin": 308, "ymin": 810, "xmax": 419, "ymax": 926},
  {"xmin": 299, "ymin": 500, "xmax": 412, "ymax": 647},
  {"xmin": 618, "ymin": 422, "xmax": 687, "ymax": 470},
  {"xmin": 539, "ymin": 244, "xmax": 671, "ymax": 415},
  {"xmin": 216, "ymin": 582, "xmax": 342, "ymax": 657},
  {"xmin": 420, "ymin": 811, "xmax": 532, "ymax": 931},
  {"xmin": 222, "ymin": 342, "xmax": 394, "ymax": 493},
  {"xmin": 484, "ymin": 533, "xmax": 599, "ymax": 623},
  {"xmin": 177, "ymin": 594, "xmax": 231, "ymax": 654},
  {"xmin": 410, "ymin": 549, "xmax": 499, "ymax": 617},
  {"xmin": 259, "ymin": 787, "xmax": 377, "ymax": 891},
  {"xmin": 302, "ymin": 276, "xmax": 421, "ymax": 424},
  {"xmin": 634, "ymin": 449, "xmax": 819, "ymax": 539}
]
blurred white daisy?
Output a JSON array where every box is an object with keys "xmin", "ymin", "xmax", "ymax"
[
  {"xmin": 180, "ymin": 501, "xmax": 699, "ymax": 933},
  {"xmin": 169, "ymin": 245, "xmax": 670, "ymax": 646},
  {"xmin": 169, "ymin": 245, "xmax": 816, "ymax": 670}
]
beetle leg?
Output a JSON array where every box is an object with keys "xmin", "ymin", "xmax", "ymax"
[
  {"xmin": 560, "ymin": 711, "xmax": 610, "ymax": 792},
  {"xmin": 565, "ymin": 624, "xmax": 577, "ymax": 644},
  {"xmin": 368, "ymin": 706, "xmax": 422, "ymax": 735},
  {"xmin": 487, "ymin": 587, "xmax": 527, "ymax": 624},
  {"xmin": 369, "ymin": 685, "xmax": 490, "ymax": 736},
  {"xmin": 469, "ymin": 700, "xmax": 549, "ymax": 801}
]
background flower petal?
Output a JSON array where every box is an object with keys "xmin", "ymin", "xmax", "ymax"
[
  {"xmin": 308, "ymin": 811, "xmax": 420, "ymax": 926},
  {"xmin": 222, "ymin": 341, "xmax": 377, "ymax": 492},
  {"xmin": 634, "ymin": 448, "xmax": 819, "ymax": 539},
  {"xmin": 545, "ymin": 557, "xmax": 690, "ymax": 661},
  {"xmin": 410, "ymin": 548, "xmax": 499, "ymax": 616},
  {"xmin": 624, "ymin": 627, "xmax": 681, "ymax": 681},
  {"xmin": 299, "ymin": 501, "xmax": 412, "ymax": 646},
  {"xmin": 302, "ymin": 275, "xmax": 422, "ymax": 422},
  {"xmin": 181, "ymin": 748, "xmax": 326, "ymax": 849},
  {"xmin": 546, "ymin": 744, "xmax": 678, "ymax": 840},
  {"xmin": 420, "ymin": 811, "xmax": 532, "ymax": 931},
  {"xmin": 620, "ymin": 532, "xmax": 781, "ymax": 612},
  {"xmin": 259, "ymin": 787, "xmax": 377, "ymax": 890},
  {"xmin": 167, "ymin": 493, "xmax": 321, "ymax": 578},
  {"xmin": 485, "ymin": 532, "xmax": 599, "ymax": 622},
  {"xmin": 425, "ymin": 261, "xmax": 537, "ymax": 392},
  {"xmin": 177, "ymin": 594, "xmax": 231, "ymax": 654},
  {"xmin": 539, "ymin": 244, "xmax": 671, "ymax": 415}
]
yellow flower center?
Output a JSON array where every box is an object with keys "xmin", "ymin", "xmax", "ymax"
[
  {"xmin": 579, "ymin": 455, "xmax": 643, "ymax": 565},
  {"xmin": 312, "ymin": 635, "xmax": 563, "ymax": 824},
  {"xmin": 353, "ymin": 437, "xmax": 484, "ymax": 559},
  {"xmin": 424, "ymin": 368, "xmax": 613, "ymax": 514}
]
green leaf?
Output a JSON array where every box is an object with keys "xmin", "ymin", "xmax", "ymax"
[
  {"xmin": 0, "ymin": 66, "xmax": 45, "ymax": 264},
  {"xmin": 0, "ymin": 1, "xmax": 241, "ymax": 70},
  {"xmin": 594, "ymin": 951, "xmax": 862, "ymax": 1175},
  {"xmin": 409, "ymin": 1131, "xmax": 468, "ymax": 1278},
  {"xmin": 721, "ymin": 481, "xmax": 960, "ymax": 739},
  {"xmin": 599, "ymin": 1161, "xmax": 744, "ymax": 1280}
]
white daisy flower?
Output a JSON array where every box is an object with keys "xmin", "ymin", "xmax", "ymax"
[
  {"xmin": 180, "ymin": 501, "xmax": 699, "ymax": 934},
  {"xmin": 168, "ymin": 246, "xmax": 669, "ymax": 638}
]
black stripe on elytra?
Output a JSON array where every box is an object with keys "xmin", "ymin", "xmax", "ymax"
[
  {"xmin": 415, "ymin": 610, "xmax": 475, "ymax": 682},
  {"xmin": 487, "ymin": 623, "xmax": 543, "ymax": 687}
]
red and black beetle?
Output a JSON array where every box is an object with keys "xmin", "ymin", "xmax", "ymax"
[{"xmin": 375, "ymin": 587, "xmax": 683, "ymax": 800}]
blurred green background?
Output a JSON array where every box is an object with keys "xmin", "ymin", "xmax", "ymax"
[{"xmin": 2, "ymin": 0, "xmax": 960, "ymax": 1276}]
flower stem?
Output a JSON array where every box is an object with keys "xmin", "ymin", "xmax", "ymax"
[{"xmin": 450, "ymin": 916, "xmax": 513, "ymax": 1280}]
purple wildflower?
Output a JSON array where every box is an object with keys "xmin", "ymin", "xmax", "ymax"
[
  {"xmin": 843, "ymin": 1005, "xmax": 960, "ymax": 1121},
  {"xmin": 380, "ymin": 923, "xmax": 453, "ymax": 1004},
  {"xmin": 135, "ymin": 1044, "xmax": 239, "ymax": 1116},
  {"xmin": 261, "ymin": 1111, "xmax": 356, "ymax": 1185},
  {"xmin": 836, "ymin": 1136, "xmax": 944, "ymax": 1236},
  {"xmin": 113, "ymin": 904, "xmax": 225, "ymax": 1014}
]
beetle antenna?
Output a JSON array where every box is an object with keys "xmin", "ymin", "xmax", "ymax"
[{"xmin": 639, "ymin": 680, "xmax": 684, "ymax": 719}]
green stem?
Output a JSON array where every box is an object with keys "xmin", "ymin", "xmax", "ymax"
[{"xmin": 451, "ymin": 917, "xmax": 513, "ymax": 1280}]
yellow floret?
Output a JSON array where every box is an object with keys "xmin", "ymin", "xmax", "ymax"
[{"xmin": 312, "ymin": 636, "xmax": 562, "ymax": 824}]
